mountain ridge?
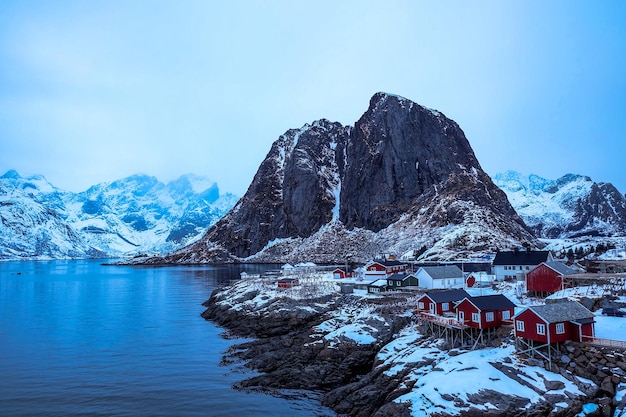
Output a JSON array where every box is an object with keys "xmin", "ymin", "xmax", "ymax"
[
  {"xmin": 148, "ymin": 92, "xmax": 539, "ymax": 264},
  {"xmin": 493, "ymin": 170, "xmax": 626, "ymax": 240},
  {"xmin": 0, "ymin": 171, "xmax": 237, "ymax": 260}
]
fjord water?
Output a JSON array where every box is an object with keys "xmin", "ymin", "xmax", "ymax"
[{"xmin": 0, "ymin": 260, "xmax": 334, "ymax": 417}]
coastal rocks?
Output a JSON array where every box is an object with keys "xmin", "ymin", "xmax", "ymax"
[
  {"xmin": 202, "ymin": 278, "xmax": 605, "ymax": 417},
  {"xmin": 201, "ymin": 278, "xmax": 415, "ymax": 416}
]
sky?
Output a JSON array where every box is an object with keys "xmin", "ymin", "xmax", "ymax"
[{"xmin": 1, "ymin": 1, "xmax": 625, "ymax": 196}]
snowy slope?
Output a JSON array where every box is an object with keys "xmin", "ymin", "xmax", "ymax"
[
  {"xmin": 494, "ymin": 171, "xmax": 626, "ymax": 239},
  {"xmin": 0, "ymin": 170, "xmax": 237, "ymax": 259}
]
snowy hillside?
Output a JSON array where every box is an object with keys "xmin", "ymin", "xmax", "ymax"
[
  {"xmin": 0, "ymin": 170, "xmax": 237, "ymax": 259},
  {"xmin": 494, "ymin": 171, "xmax": 626, "ymax": 254}
]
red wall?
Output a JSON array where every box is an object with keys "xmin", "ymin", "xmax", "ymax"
[
  {"xmin": 515, "ymin": 309, "xmax": 548, "ymax": 343},
  {"xmin": 368, "ymin": 263, "xmax": 385, "ymax": 272},
  {"xmin": 417, "ymin": 295, "xmax": 435, "ymax": 314},
  {"xmin": 526, "ymin": 264, "xmax": 564, "ymax": 294},
  {"xmin": 456, "ymin": 300, "xmax": 481, "ymax": 329},
  {"xmin": 457, "ymin": 300, "xmax": 513, "ymax": 329},
  {"xmin": 514, "ymin": 309, "xmax": 591, "ymax": 343}
]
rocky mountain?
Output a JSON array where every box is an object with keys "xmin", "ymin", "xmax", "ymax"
[
  {"xmin": 153, "ymin": 92, "xmax": 539, "ymax": 264},
  {"xmin": 493, "ymin": 171, "xmax": 626, "ymax": 240},
  {"xmin": 0, "ymin": 170, "xmax": 237, "ymax": 259}
]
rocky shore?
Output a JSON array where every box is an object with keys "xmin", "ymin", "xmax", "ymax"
[{"xmin": 201, "ymin": 276, "xmax": 626, "ymax": 417}]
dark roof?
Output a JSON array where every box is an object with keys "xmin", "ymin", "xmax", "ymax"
[
  {"xmin": 368, "ymin": 279, "xmax": 389, "ymax": 287},
  {"xmin": 493, "ymin": 250, "xmax": 551, "ymax": 266},
  {"xmin": 387, "ymin": 273, "xmax": 410, "ymax": 282},
  {"xmin": 424, "ymin": 289, "xmax": 471, "ymax": 303},
  {"xmin": 371, "ymin": 259, "xmax": 406, "ymax": 267},
  {"xmin": 526, "ymin": 301, "xmax": 594, "ymax": 323},
  {"xmin": 463, "ymin": 294, "xmax": 516, "ymax": 311},
  {"xmin": 419, "ymin": 265, "xmax": 464, "ymax": 279},
  {"xmin": 542, "ymin": 261, "xmax": 579, "ymax": 276}
]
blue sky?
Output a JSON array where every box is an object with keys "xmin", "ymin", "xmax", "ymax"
[{"xmin": 1, "ymin": 1, "xmax": 625, "ymax": 196}]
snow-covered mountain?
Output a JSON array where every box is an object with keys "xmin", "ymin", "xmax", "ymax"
[
  {"xmin": 145, "ymin": 93, "xmax": 539, "ymax": 264},
  {"xmin": 493, "ymin": 171, "xmax": 626, "ymax": 239},
  {"xmin": 0, "ymin": 170, "xmax": 238, "ymax": 260}
]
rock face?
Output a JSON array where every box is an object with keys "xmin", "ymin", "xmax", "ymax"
[
  {"xmin": 157, "ymin": 93, "xmax": 537, "ymax": 264},
  {"xmin": 340, "ymin": 93, "xmax": 481, "ymax": 232},
  {"xmin": 494, "ymin": 171, "xmax": 626, "ymax": 239}
]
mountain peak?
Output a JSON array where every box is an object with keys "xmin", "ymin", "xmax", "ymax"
[
  {"xmin": 156, "ymin": 94, "xmax": 537, "ymax": 264},
  {"xmin": 1, "ymin": 169, "xmax": 22, "ymax": 180}
]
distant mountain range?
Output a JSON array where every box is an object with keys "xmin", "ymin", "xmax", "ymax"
[
  {"xmin": 3, "ymin": 95, "xmax": 626, "ymax": 262},
  {"xmin": 0, "ymin": 170, "xmax": 237, "ymax": 260},
  {"xmin": 494, "ymin": 171, "xmax": 626, "ymax": 239}
]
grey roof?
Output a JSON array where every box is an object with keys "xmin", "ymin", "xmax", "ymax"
[
  {"xmin": 527, "ymin": 301, "xmax": 594, "ymax": 323},
  {"xmin": 542, "ymin": 261, "xmax": 579, "ymax": 276},
  {"xmin": 420, "ymin": 265, "xmax": 464, "ymax": 279},
  {"xmin": 388, "ymin": 273, "xmax": 409, "ymax": 282},
  {"xmin": 493, "ymin": 250, "xmax": 551, "ymax": 266},
  {"xmin": 464, "ymin": 294, "xmax": 516, "ymax": 311},
  {"xmin": 424, "ymin": 289, "xmax": 470, "ymax": 303}
]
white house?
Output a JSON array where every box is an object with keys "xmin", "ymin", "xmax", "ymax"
[
  {"xmin": 413, "ymin": 265, "xmax": 464, "ymax": 289},
  {"xmin": 492, "ymin": 250, "xmax": 553, "ymax": 282}
]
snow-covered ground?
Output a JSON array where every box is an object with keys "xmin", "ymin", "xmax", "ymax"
[
  {"xmin": 221, "ymin": 272, "xmax": 603, "ymax": 416},
  {"xmin": 380, "ymin": 335, "xmax": 586, "ymax": 416}
]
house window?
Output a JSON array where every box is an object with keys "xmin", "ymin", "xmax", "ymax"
[
  {"xmin": 502, "ymin": 310, "xmax": 511, "ymax": 320},
  {"xmin": 472, "ymin": 313, "xmax": 480, "ymax": 323},
  {"xmin": 442, "ymin": 302, "xmax": 449, "ymax": 311},
  {"xmin": 556, "ymin": 323, "xmax": 565, "ymax": 334},
  {"xmin": 537, "ymin": 324, "xmax": 546, "ymax": 335},
  {"xmin": 486, "ymin": 312, "xmax": 494, "ymax": 322},
  {"xmin": 418, "ymin": 302, "xmax": 424, "ymax": 310},
  {"xmin": 516, "ymin": 320, "xmax": 525, "ymax": 332}
]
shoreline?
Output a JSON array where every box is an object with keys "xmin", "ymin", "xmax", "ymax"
[{"xmin": 201, "ymin": 275, "xmax": 626, "ymax": 417}]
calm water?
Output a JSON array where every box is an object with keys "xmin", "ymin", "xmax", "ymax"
[{"xmin": 0, "ymin": 260, "xmax": 335, "ymax": 417}]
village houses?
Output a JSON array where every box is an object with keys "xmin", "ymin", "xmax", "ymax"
[{"xmin": 492, "ymin": 250, "xmax": 553, "ymax": 282}]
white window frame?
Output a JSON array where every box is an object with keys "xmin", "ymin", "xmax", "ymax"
[
  {"xmin": 556, "ymin": 323, "xmax": 565, "ymax": 334},
  {"xmin": 516, "ymin": 320, "xmax": 525, "ymax": 332},
  {"xmin": 472, "ymin": 313, "xmax": 480, "ymax": 323},
  {"xmin": 486, "ymin": 312, "xmax": 494, "ymax": 322},
  {"xmin": 418, "ymin": 302, "xmax": 424, "ymax": 310},
  {"xmin": 442, "ymin": 302, "xmax": 449, "ymax": 311},
  {"xmin": 537, "ymin": 323, "xmax": 546, "ymax": 335},
  {"xmin": 502, "ymin": 310, "xmax": 511, "ymax": 320}
]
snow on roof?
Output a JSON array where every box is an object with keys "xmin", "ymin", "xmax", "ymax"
[
  {"xmin": 419, "ymin": 265, "xmax": 463, "ymax": 279},
  {"xmin": 525, "ymin": 301, "xmax": 594, "ymax": 323},
  {"xmin": 368, "ymin": 279, "xmax": 388, "ymax": 287},
  {"xmin": 542, "ymin": 261, "xmax": 579, "ymax": 276}
]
